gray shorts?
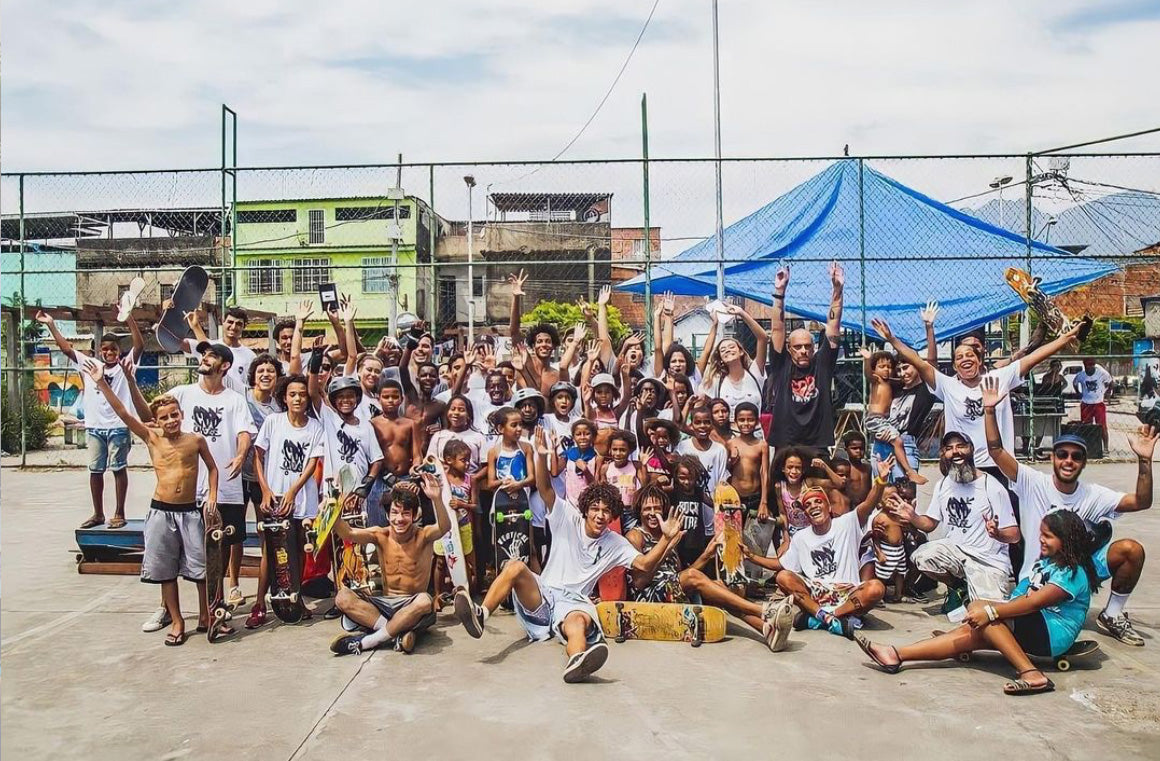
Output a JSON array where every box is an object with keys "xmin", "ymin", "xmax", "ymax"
[
  {"xmin": 141, "ymin": 501, "xmax": 206, "ymax": 583},
  {"xmin": 912, "ymin": 539, "xmax": 1013, "ymax": 602},
  {"xmin": 513, "ymin": 576, "xmax": 603, "ymax": 647},
  {"xmin": 864, "ymin": 412, "xmax": 900, "ymax": 442},
  {"xmin": 340, "ymin": 592, "xmax": 436, "ymax": 633}
]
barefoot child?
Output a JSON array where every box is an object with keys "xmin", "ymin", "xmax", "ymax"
[
  {"xmin": 552, "ymin": 419, "xmax": 598, "ymax": 503},
  {"xmin": 433, "ymin": 440, "xmax": 476, "ymax": 606},
  {"xmin": 728, "ymin": 402, "xmax": 772, "ymax": 575},
  {"xmin": 840, "ymin": 430, "xmax": 873, "ymax": 506},
  {"xmin": 368, "ymin": 379, "xmax": 422, "ymax": 526},
  {"xmin": 860, "ymin": 348, "xmax": 926, "ymax": 484},
  {"xmin": 85, "ymin": 364, "xmax": 219, "ymax": 646}
]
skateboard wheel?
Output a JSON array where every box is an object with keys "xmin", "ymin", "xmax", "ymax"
[
  {"xmin": 304, "ymin": 543, "xmax": 315, "ymax": 554},
  {"xmin": 214, "ymin": 607, "xmax": 227, "ymax": 622},
  {"xmin": 496, "ymin": 512, "xmax": 505, "ymax": 523},
  {"xmin": 211, "ymin": 528, "xmax": 223, "ymax": 542},
  {"xmin": 957, "ymin": 653, "xmax": 971, "ymax": 663},
  {"xmin": 265, "ymin": 593, "xmax": 273, "ymax": 606},
  {"xmin": 522, "ymin": 510, "xmax": 532, "ymax": 520},
  {"xmin": 1056, "ymin": 659, "xmax": 1070, "ymax": 671},
  {"xmin": 224, "ymin": 525, "xmax": 236, "ymax": 536},
  {"xmin": 289, "ymin": 592, "xmax": 299, "ymax": 604}
]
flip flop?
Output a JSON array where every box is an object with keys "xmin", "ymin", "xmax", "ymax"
[
  {"xmin": 107, "ymin": 517, "xmax": 127, "ymax": 529},
  {"xmin": 164, "ymin": 632, "xmax": 187, "ymax": 647},
  {"xmin": 855, "ymin": 633, "xmax": 901, "ymax": 674},
  {"xmin": 1003, "ymin": 670, "xmax": 1055, "ymax": 696},
  {"xmin": 79, "ymin": 517, "xmax": 104, "ymax": 529}
]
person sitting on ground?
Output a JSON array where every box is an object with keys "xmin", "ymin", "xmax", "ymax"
[
  {"xmin": 453, "ymin": 427, "xmax": 685, "ymax": 683},
  {"xmin": 856, "ymin": 509, "xmax": 1101, "ymax": 696},
  {"xmin": 744, "ymin": 456, "xmax": 894, "ymax": 639},
  {"xmin": 889, "ymin": 430, "xmax": 1021, "ymax": 614},
  {"xmin": 859, "ymin": 347, "xmax": 927, "ymax": 484},
  {"xmin": 330, "ymin": 471, "xmax": 451, "ymax": 655},
  {"xmin": 625, "ymin": 483, "xmax": 796, "ymax": 652},
  {"xmin": 84, "ymin": 363, "xmax": 219, "ymax": 646},
  {"xmin": 770, "ymin": 446, "xmax": 847, "ymax": 548},
  {"xmin": 981, "ymin": 376, "xmax": 1157, "ymax": 646}
]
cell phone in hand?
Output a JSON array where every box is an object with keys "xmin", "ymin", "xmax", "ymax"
[{"xmin": 318, "ymin": 282, "xmax": 338, "ymax": 313}]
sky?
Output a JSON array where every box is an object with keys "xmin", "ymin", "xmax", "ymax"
[{"xmin": 2, "ymin": 1, "xmax": 1159, "ymax": 247}]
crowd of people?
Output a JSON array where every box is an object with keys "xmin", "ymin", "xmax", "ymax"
[{"xmin": 41, "ymin": 261, "xmax": 1156, "ymax": 690}]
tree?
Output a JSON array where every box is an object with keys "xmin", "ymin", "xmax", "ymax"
[{"xmin": 520, "ymin": 300, "xmax": 629, "ymax": 346}]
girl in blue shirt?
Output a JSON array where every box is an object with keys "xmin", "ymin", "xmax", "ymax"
[{"xmin": 856, "ymin": 508, "xmax": 1099, "ymax": 696}]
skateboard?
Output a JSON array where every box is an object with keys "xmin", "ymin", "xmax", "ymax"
[
  {"xmin": 596, "ymin": 601, "xmax": 727, "ymax": 647},
  {"xmin": 308, "ymin": 465, "xmax": 356, "ymax": 556},
  {"xmin": 1004, "ymin": 267, "xmax": 1092, "ymax": 341},
  {"xmin": 713, "ymin": 483, "xmax": 746, "ymax": 587},
  {"xmin": 333, "ymin": 504, "xmax": 374, "ymax": 596},
  {"xmin": 596, "ymin": 516, "xmax": 627, "ymax": 602},
  {"xmin": 426, "ymin": 455, "xmax": 471, "ymax": 593},
  {"xmin": 155, "ymin": 265, "xmax": 209, "ymax": 354},
  {"xmin": 117, "ymin": 276, "xmax": 145, "ymax": 322},
  {"xmin": 491, "ymin": 489, "xmax": 532, "ymax": 571},
  {"xmin": 742, "ymin": 511, "xmax": 777, "ymax": 582},
  {"xmin": 204, "ymin": 518, "xmax": 236, "ymax": 643},
  {"xmin": 260, "ymin": 517, "xmax": 304, "ymax": 623},
  {"xmin": 932, "ymin": 629, "xmax": 1100, "ymax": 671}
]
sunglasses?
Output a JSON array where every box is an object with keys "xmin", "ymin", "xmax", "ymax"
[{"xmin": 1054, "ymin": 449, "xmax": 1086, "ymax": 462}]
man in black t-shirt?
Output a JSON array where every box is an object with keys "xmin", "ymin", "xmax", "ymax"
[{"xmin": 766, "ymin": 263, "xmax": 844, "ymax": 449}]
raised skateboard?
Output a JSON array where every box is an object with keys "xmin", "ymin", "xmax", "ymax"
[
  {"xmin": 596, "ymin": 515, "xmax": 627, "ymax": 602},
  {"xmin": 596, "ymin": 600, "xmax": 727, "ymax": 647},
  {"xmin": 260, "ymin": 517, "xmax": 304, "ymax": 623},
  {"xmin": 932, "ymin": 629, "xmax": 1100, "ymax": 671},
  {"xmin": 117, "ymin": 276, "xmax": 145, "ymax": 322},
  {"xmin": 1004, "ymin": 267, "xmax": 1092, "ymax": 341},
  {"xmin": 155, "ymin": 265, "xmax": 209, "ymax": 354},
  {"xmin": 204, "ymin": 518, "xmax": 236, "ymax": 642},
  {"xmin": 426, "ymin": 455, "xmax": 471, "ymax": 594},
  {"xmin": 308, "ymin": 465, "xmax": 356, "ymax": 556},
  {"xmin": 330, "ymin": 466, "xmax": 372, "ymax": 595},
  {"xmin": 491, "ymin": 488, "xmax": 532, "ymax": 571},
  {"xmin": 713, "ymin": 483, "xmax": 746, "ymax": 587}
]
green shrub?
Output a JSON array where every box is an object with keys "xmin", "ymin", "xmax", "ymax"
[{"xmin": 2, "ymin": 389, "xmax": 58, "ymax": 453}]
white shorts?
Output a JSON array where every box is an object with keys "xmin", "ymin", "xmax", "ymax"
[
  {"xmin": 513, "ymin": 576, "xmax": 603, "ymax": 647},
  {"xmin": 911, "ymin": 539, "xmax": 1013, "ymax": 602}
]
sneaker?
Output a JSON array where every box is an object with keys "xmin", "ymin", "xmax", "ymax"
[
  {"xmin": 142, "ymin": 608, "xmax": 172, "ymax": 633},
  {"xmin": 322, "ymin": 604, "xmax": 342, "ymax": 620},
  {"xmin": 940, "ymin": 585, "xmax": 965, "ymax": 615},
  {"xmin": 793, "ymin": 611, "xmax": 820, "ymax": 631},
  {"xmin": 563, "ymin": 642, "xmax": 609, "ymax": 683},
  {"xmin": 763, "ymin": 597, "xmax": 796, "ymax": 652},
  {"xmin": 394, "ymin": 631, "xmax": 417, "ymax": 654},
  {"xmin": 244, "ymin": 605, "xmax": 268, "ymax": 630},
  {"xmin": 453, "ymin": 589, "xmax": 486, "ymax": 638},
  {"xmin": 226, "ymin": 587, "xmax": 244, "ymax": 608},
  {"xmin": 330, "ymin": 633, "xmax": 364, "ymax": 656},
  {"xmin": 1097, "ymin": 612, "xmax": 1145, "ymax": 647},
  {"xmin": 826, "ymin": 614, "xmax": 855, "ymax": 640}
]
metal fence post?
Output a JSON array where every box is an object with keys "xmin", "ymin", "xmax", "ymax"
[
  {"xmin": 429, "ymin": 164, "xmax": 437, "ymax": 340},
  {"xmin": 858, "ymin": 158, "xmax": 867, "ymax": 412},
  {"xmin": 1024, "ymin": 153, "xmax": 1035, "ymax": 461},
  {"xmin": 642, "ymin": 93, "xmax": 653, "ymax": 355},
  {"xmin": 18, "ymin": 174, "xmax": 27, "ymax": 466}
]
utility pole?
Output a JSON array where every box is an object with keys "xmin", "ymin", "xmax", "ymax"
[{"xmin": 389, "ymin": 153, "xmax": 404, "ymax": 336}]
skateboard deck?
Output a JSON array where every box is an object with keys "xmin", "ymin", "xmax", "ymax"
[
  {"xmin": 713, "ymin": 483, "xmax": 745, "ymax": 586},
  {"xmin": 492, "ymin": 489, "xmax": 532, "ymax": 570},
  {"xmin": 260, "ymin": 517, "xmax": 303, "ymax": 623},
  {"xmin": 933, "ymin": 629, "xmax": 1100, "ymax": 671},
  {"xmin": 596, "ymin": 516, "xmax": 627, "ymax": 602},
  {"xmin": 597, "ymin": 600, "xmax": 726, "ymax": 646},
  {"xmin": 204, "ymin": 519, "xmax": 236, "ymax": 642},
  {"xmin": 742, "ymin": 512, "xmax": 777, "ymax": 582},
  {"xmin": 117, "ymin": 276, "xmax": 145, "ymax": 322},
  {"xmin": 334, "ymin": 506, "xmax": 374, "ymax": 595},
  {"xmin": 1004, "ymin": 267, "xmax": 1092, "ymax": 341},
  {"xmin": 155, "ymin": 265, "xmax": 209, "ymax": 354},
  {"xmin": 310, "ymin": 465, "xmax": 356, "ymax": 556},
  {"xmin": 427, "ymin": 455, "xmax": 470, "ymax": 593}
]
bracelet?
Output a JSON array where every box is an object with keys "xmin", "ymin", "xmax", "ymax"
[
  {"xmin": 873, "ymin": 476, "xmax": 886, "ymax": 486},
  {"xmin": 985, "ymin": 604, "xmax": 998, "ymax": 622},
  {"xmin": 773, "ymin": 294, "xmax": 785, "ymax": 301}
]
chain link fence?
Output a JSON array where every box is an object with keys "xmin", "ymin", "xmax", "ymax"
[{"xmin": 3, "ymin": 153, "xmax": 1158, "ymax": 464}]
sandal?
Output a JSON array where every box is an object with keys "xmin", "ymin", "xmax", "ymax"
[
  {"xmin": 1004, "ymin": 669, "xmax": 1054, "ymax": 696},
  {"xmin": 79, "ymin": 517, "xmax": 104, "ymax": 529},
  {"xmin": 164, "ymin": 632, "xmax": 187, "ymax": 647},
  {"xmin": 107, "ymin": 517, "xmax": 127, "ymax": 529},
  {"xmin": 856, "ymin": 633, "xmax": 901, "ymax": 674}
]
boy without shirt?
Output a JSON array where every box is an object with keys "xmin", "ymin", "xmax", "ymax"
[
  {"xmin": 368, "ymin": 379, "xmax": 422, "ymax": 525},
  {"xmin": 728, "ymin": 402, "xmax": 773, "ymax": 572},
  {"xmin": 859, "ymin": 348, "xmax": 926, "ymax": 485},
  {"xmin": 840, "ymin": 430, "xmax": 872, "ymax": 506},
  {"xmin": 85, "ymin": 364, "xmax": 219, "ymax": 646},
  {"xmin": 330, "ymin": 472, "xmax": 451, "ymax": 655}
]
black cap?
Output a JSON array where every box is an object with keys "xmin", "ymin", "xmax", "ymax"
[{"xmin": 195, "ymin": 341, "xmax": 234, "ymax": 368}]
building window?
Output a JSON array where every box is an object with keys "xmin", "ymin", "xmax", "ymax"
[
  {"xmin": 335, "ymin": 206, "xmax": 411, "ymax": 221},
  {"xmin": 160, "ymin": 283, "xmax": 175, "ymax": 303},
  {"xmin": 472, "ymin": 276, "xmax": 484, "ymax": 298},
  {"xmin": 631, "ymin": 238, "xmax": 647, "ymax": 259},
  {"xmin": 308, "ymin": 209, "xmax": 325, "ymax": 244},
  {"xmin": 247, "ymin": 259, "xmax": 283, "ymax": 295},
  {"xmin": 236, "ymin": 209, "xmax": 297, "ymax": 224},
  {"xmin": 292, "ymin": 258, "xmax": 331, "ymax": 293},
  {"xmin": 362, "ymin": 256, "xmax": 392, "ymax": 293}
]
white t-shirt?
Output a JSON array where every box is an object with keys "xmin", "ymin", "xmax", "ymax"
[
  {"xmin": 427, "ymin": 428, "xmax": 488, "ymax": 474},
  {"xmin": 255, "ymin": 413, "xmax": 326, "ymax": 518},
  {"xmin": 931, "ymin": 363, "xmax": 1023, "ymax": 469},
  {"xmin": 1010, "ymin": 464, "xmax": 1123, "ymax": 581},
  {"xmin": 703, "ymin": 366, "xmax": 766, "ymax": 417},
  {"xmin": 539, "ymin": 499, "xmax": 640, "ymax": 596},
  {"xmin": 923, "ymin": 473, "xmax": 1017, "ymax": 573},
  {"xmin": 72, "ymin": 355, "xmax": 135, "ymax": 430},
  {"xmin": 223, "ymin": 345, "xmax": 256, "ymax": 395},
  {"xmin": 317, "ymin": 404, "xmax": 383, "ymax": 482},
  {"xmin": 168, "ymin": 382, "xmax": 256, "ymax": 504},
  {"xmin": 356, "ymin": 390, "xmax": 382, "ymax": 422},
  {"xmin": 676, "ymin": 438, "xmax": 729, "ymax": 495},
  {"xmin": 781, "ymin": 510, "xmax": 867, "ymax": 586},
  {"xmin": 1073, "ymin": 366, "xmax": 1113, "ymax": 405}
]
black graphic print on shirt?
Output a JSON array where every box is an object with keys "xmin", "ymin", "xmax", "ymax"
[
  {"xmin": 946, "ymin": 496, "xmax": 972, "ymax": 529},
  {"xmin": 335, "ymin": 427, "xmax": 359, "ymax": 463},
  {"xmin": 810, "ymin": 540, "xmax": 838, "ymax": 578},
  {"xmin": 280, "ymin": 439, "xmax": 308, "ymax": 476},
  {"xmin": 963, "ymin": 396, "xmax": 984, "ymax": 421},
  {"xmin": 192, "ymin": 406, "xmax": 224, "ymax": 442}
]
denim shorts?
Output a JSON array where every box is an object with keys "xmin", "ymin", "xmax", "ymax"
[
  {"xmin": 883, "ymin": 434, "xmax": 920, "ymax": 481},
  {"xmin": 87, "ymin": 427, "xmax": 132, "ymax": 473}
]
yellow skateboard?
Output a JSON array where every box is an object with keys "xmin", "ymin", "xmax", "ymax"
[
  {"xmin": 597, "ymin": 600, "xmax": 726, "ymax": 647},
  {"xmin": 713, "ymin": 483, "xmax": 745, "ymax": 586}
]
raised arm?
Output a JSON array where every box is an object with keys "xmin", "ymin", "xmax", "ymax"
[
  {"xmin": 306, "ymin": 336, "xmax": 327, "ymax": 409},
  {"xmin": 696, "ymin": 318, "xmax": 718, "ymax": 377},
  {"xmin": 82, "ymin": 363, "xmax": 152, "ymax": 440},
  {"xmin": 661, "ymin": 292, "xmax": 675, "ymax": 354},
  {"xmin": 855, "ymin": 456, "xmax": 894, "ymax": 527},
  {"xmin": 557, "ymin": 323, "xmax": 586, "ymax": 392},
  {"xmin": 35, "ymin": 311, "xmax": 77, "ymax": 362},
  {"xmin": 920, "ymin": 301, "xmax": 939, "ymax": 366},
  {"xmin": 770, "ymin": 266, "xmax": 789, "ymax": 355},
  {"xmin": 888, "ymin": 494, "xmax": 939, "ymax": 534},
  {"xmin": 508, "ymin": 270, "xmax": 527, "ymax": 345},
  {"xmin": 418, "ymin": 471, "xmax": 453, "ymax": 545},
  {"xmin": 825, "ymin": 261, "xmax": 844, "ymax": 349},
  {"xmin": 872, "ymin": 317, "xmax": 937, "ymax": 388},
  {"xmin": 726, "ymin": 303, "xmax": 768, "ymax": 369},
  {"xmin": 533, "ymin": 426, "xmax": 557, "ymax": 513},
  {"xmin": 981, "ymin": 376, "xmax": 1020, "ymax": 481},
  {"xmin": 859, "ymin": 346, "xmax": 876, "ymax": 383},
  {"xmin": 289, "ymin": 300, "xmax": 313, "ymax": 375},
  {"xmin": 1017, "ymin": 320, "xmax": 1084, "ymax": 378},
  {"xmin": 595, "ymin": 285, "xmax": 614, "ymax": 367},
  {"xmin": 651, "ymin": 303, "xmax": 666, "ymax": 377},
  {"xmin": 1118, "ymin": 425, "xmax": 1157, "ymax": 513},
  {"xmin": 120, "ymin": 357, "xmax": 153, "ymax": 421},
  {"xmin": 124, "ymin": 309, "xmax": 145, "ymax": 362},
  {"xmin": 339, "ymin": 295, "xmax": 358, "ymax": 378}
]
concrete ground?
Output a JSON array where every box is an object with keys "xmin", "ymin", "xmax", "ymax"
[{"xmin": 1, "ymin": 463, "xmax": 1158, "ymax": 760}]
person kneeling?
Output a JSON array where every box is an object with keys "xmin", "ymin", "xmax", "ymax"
[
  {"xmin": 856, "ymin": 510, "xmax": 1100, "ymax": 696},
  {"xmin": 330, "ymin": 472, "xmax": 450, "ymax": 656}
]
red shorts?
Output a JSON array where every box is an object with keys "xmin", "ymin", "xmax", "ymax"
[{"xmin": 1080, "ymin": 402, "xmax": 1107, "ymax": 428}]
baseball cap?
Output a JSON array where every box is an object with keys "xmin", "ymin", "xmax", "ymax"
[
  {"xmin": 939, "ymin": 430, "xmax": 972, "ymax": 448},
  {"xmin": 1052, "ymin": 434, "xmax": 1088, "ymax": 454},
  {"xmin": 590, "ymin": 373, "xmax": 617, "ymax": 389},
  {"xmin": 195, "ymin": 341, "xmax": 234, "ymax": 367}
]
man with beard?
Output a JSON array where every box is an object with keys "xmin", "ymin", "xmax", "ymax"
[
  {"xmin": 183, "ymin": 306, "xmax": 256, "ymax": 394},
  {"xmin": 888, "ymin": 431, "xmax": 1020, "ymax": 610},
  {"xmin": 400, "ymin": 333, "xmax": 447, "ymax": 453},
  {"xmin": 981, "ymin": 376, "xmax": 1157, "ymax": 646},
  {"xmin": 507, "ymin": 269, "xmax": 571, "ymax": 394}
]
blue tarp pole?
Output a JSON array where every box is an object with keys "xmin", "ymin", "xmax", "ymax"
[{"xmin": 859, "ymin": 158, "xmax": 867, "ymax": 411}]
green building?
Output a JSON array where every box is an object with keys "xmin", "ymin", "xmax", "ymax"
[{"xmin": 233, "ymin": 196, "xmax": 435, "ymax": 332}]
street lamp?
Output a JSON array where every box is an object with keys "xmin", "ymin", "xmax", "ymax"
[
  {"xmin": 464, "ymin": 175, "xmax": 477, "ymax": 349},
  {"xmin": 1036, "ymin": 215, "xmax": 1058, "ymax": 243},
  {"xmin": 990, "ymin": 174, "xmax": 1013, "ymax": 230}
]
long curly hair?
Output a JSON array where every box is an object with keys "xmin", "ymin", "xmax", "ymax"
[
  {"xmin": 1041, "ymin": 510, "xmax": 1102, "ymax": 593},
  {"xmin": 631, "ymin": 482, "xmax": 671, "ymax": 524},
  {"xmin": 576, "ymin": 482, "xmax": 625, "ymax": 519}
]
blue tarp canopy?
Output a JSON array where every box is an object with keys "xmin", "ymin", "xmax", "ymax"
[{"xmin": 618, "ymin": 161, "xmax": 1116, "ymax": 347}]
